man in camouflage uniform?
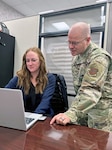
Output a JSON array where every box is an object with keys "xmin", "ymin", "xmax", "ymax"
[{"xmin": 50, "ymin": 22, "xmax": 112, "ymax": 132}]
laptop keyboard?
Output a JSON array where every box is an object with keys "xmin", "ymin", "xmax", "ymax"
[{"xmin": 25, "ymin": 117, "xmax": 35, "ymax": 124}]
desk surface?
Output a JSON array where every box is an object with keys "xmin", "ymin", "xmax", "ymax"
[{"xmin": 0, "ymin": 118, "xmax": 112, "ymax": 150}]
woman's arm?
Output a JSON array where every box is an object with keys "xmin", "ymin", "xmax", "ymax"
[
  {"xmin": 34, "ymin": 73, "xmax": 56, "ymax": 115},
  {"xmin": 5, "ymin": 76, "xmax": 18, "ymax": 89}
]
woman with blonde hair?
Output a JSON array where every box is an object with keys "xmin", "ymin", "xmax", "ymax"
[{"xmin": 5, "ymin": 47, "xmax": 56, "ymax": 116}]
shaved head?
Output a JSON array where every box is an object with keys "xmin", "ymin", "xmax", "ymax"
[{"xmin": 68, "ymin": 22, "xmax": 91, "ymax": 39}]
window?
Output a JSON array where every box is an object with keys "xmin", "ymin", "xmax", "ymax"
[{"xmin": 39, "ymin": 3, "xmax": 106, "ymax": 96}]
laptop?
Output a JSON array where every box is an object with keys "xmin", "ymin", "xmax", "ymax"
[{"xmin": 0, "ymin": 88, "xmax": 46, "ymax": 131}]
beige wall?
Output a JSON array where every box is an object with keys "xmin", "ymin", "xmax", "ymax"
[
  {"xmin": 4, "ymin": 15, "xmax": 74, "ymax": 107},
  {"xmin": 4, "ymin": 15, "xmax": 39, "ymax": 75}
]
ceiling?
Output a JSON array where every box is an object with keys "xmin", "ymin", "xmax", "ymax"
[{"xmin": 1, "ymin": 0, "xmax": 106, "ymax": 17}]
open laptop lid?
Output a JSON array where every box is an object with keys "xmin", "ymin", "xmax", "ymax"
[{"xmin": 0, "ymin": 88, "xmax": 43, "ymax": 131}]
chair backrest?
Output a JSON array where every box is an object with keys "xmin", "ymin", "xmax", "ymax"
[
  {"xmin": 0, "ymin": 22, "xmax": 9, "ymax": 34},
  {"xmin": 50, "ymin": 73, "xmax": 68, "ymax": 115}
]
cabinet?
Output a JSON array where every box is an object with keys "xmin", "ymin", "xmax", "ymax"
[{"xmin": 0, "ymin": 32, "xmax": 15, "ymax": 87}]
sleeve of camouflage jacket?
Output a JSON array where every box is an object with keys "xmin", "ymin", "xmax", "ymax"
[{"xmin": 65, "ymin": 55, "xmax": 111, "ymax": 123}]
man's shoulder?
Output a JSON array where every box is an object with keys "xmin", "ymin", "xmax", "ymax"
[
  {"xmin": 91, "ymin": 42, "xmax": 111, "ymax": 57},
  {"xmin": 87, "ymin": 42, "xmax": 111, "ymax": 63}
]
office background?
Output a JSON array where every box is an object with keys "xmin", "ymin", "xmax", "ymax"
[
  {"xmin": 0, "ymin": 0, "xmax": 112, "ymax": 106},
  {"xmin": 0, "ymin": 0, "xmax": 107, "ymax": 75}
]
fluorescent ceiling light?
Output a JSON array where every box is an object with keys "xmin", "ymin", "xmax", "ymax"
[
  {"xmin": 96, "ymin": 0, "xmax": 107, "ymax": 2},
  {"xmin": 39, "ymin": 10, "xmax": 54, "ymax": 14},
  {"xmin": 52, "ymin": 22, "xmax": 69, "ymax": 31}
]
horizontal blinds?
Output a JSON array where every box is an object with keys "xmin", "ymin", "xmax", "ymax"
[{"xmin": 45, "ymin": 43, "xmax": 75, "ymax": 95}]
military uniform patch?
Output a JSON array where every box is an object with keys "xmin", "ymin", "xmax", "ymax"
[
  {"xmin": 87, "ymin": 63, "xmax": 99, "ymax": 77},
  {"xmin": 88, "ymin": 67, "xmax": 98, "ymax": 76}
]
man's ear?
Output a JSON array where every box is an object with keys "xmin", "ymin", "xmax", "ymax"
[{"xmin": 87, "ymin": 36, "xmax": 91, "ymax": 42}]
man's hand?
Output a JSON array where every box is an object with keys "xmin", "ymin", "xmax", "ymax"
[{"xmin": 50, "ymin": 113, "xmax": 71, "ymax": 125}]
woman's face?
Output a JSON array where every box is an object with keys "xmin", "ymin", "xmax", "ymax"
[{"xmin": 25, "ymin": 51, "xmax": 40, "ymax": 74}]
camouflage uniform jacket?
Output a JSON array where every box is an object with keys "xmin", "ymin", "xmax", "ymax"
[{"xmin": 65, "ymin": 42, "xmax": 112, "ymax": 131}]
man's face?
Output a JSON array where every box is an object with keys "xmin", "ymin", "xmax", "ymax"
[
  {"xmin": 68, "ymin": 30, "xmax": 90, "ymax": 56},
  {"xmin": 68, "ymin": 33, "xmax": 90, "ymax": 56}
]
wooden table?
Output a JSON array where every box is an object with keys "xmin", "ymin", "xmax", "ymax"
[{"xmin": 0, "ymin": 118, "xmax": 112, "ymax": 150}]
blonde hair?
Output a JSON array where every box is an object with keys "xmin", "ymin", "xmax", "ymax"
[{"xmin": 16, "ymin": 47, "xmax": 48, "ymax": 94}]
